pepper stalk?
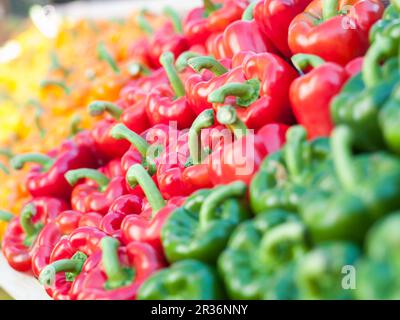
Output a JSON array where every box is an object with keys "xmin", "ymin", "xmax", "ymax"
[{"xmin": 65, "ymin": 169, "xmax": 110, "ymax": 192}]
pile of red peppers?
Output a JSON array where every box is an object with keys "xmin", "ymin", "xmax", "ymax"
[{"xmin": 0, "ymin": 0, "xmax": 385, "ymax": 300}]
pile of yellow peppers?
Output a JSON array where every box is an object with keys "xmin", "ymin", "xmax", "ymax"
[{"xmin": 0, "ymin": 11, "xmax": 165, "ymax": 237}]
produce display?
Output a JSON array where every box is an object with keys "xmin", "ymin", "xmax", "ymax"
[{"xmin": 0, "ymin": 0, "xmax": 398, "ymax": 300}]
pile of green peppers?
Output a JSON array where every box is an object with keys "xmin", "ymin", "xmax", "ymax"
[{"xmin": 137, "ymin": 4, "xmax": 400, "ymax": 300}]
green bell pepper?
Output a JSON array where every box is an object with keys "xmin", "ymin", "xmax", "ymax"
[
  {"xmin": 161, "ymin": 181, "xmax": 251, "ymax": 264},
  {"xmin": 137, "ymin": 260, "xmax": 225, "ymax": 300},
  {"xmin": 331, "ymin": 36, "xmax": 400, "ymax": 151},
  {"xmin": 369, "ymin": 4, "xmax": 400, "ymax": 44},
  {"xmin": 296, "ymin": 241, "xmax": 361, "ymax": 300},
  {"xmin": 355, "ymin": 212, "xmax": 400, "ymax": 300},
  {"xmin": 300, "ymin": 126, "xmax": 400, "ymax": 243},
  {"xmin": 250, "ymin": 126, "xmax": 331, "ymax": 214},
  {"xmin": 379, "ymin": 83, "xmax": 400, "ymax": 154},
  {"xmin": 218, "ymin": 210, "xmax": 309, "ymax": 300}
]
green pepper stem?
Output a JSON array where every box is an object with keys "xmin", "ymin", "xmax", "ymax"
[
  {"xmin": 65, "ymin": 168, "xmax": 110, "ymax": 191},
  {"xmin": 110, "ymin": 124, "xmax": 149, "ymax": 158},
  {"xmin": 101, "ymin": 237, "xmax": 133, "ymax": 290},
  {"xmin": 126, "ymin": 164, "xmax": 165, "ymax": 217},
  {"xmin": 70, "ymin": 115, "xmax": 82, "ymax": 136},
  {"xmin": 128, "ymin": 62, "xmax": 151, "ymax": 77},
  {"xmin": 88, "ymin": 101, "xmax": 123, "ymax": 120},
  {"xmin": 208, "ymin": 79, "xmax": 260, "ymax": 107},
  {"xmin": 284, "ymin": 126, "xmax": 308, "ymax": 180},
  {"xmin": 0, "ymin": 163, "xmax": 9, "ymax": 175},
  {"xmin": 291, "ymin": 54, "xmax": 325, "ymax": 73},
  {"xmin": 331, "ymin": 126, "xmax": 358, "ymax": 191},
  {"xmin": 204, "ymin": 0, "xmax": 221, "ymax": 15},
  {"xmin": 10, "ymin": 153, "xmax": 54, "ymax": 171},
  {"xmin": 322, "ymin": 0, "xmax": 338, "ymax": 20},
  {"xmin": 40, "ymin": 80, "xmax": 71, "ymax": 95},
  {"xmin": 187, "ymin": 56, "xmax": 228, "ymax": 76},
  {"xmin": 363, "ymin": 37, "xmax": 396, "ymax": 87},
  {"xmin": 0, "ymin": 148, "xmax": 13, "ymax": 159},
  {"xmin": 216, "ymin": 105, "xmax": 248, "ymax": 139},
  {"xmin": 136, "ymin": 10, "xmax": 154, "ymax": 34},
  {"xmin": 242, "ymin": 1, "xmax": 257, "ymax": 21},
  {"xmin": 0, "ymin": 210, "xmax": 13, "ymax": 222},
  {"xmin": 20, "ymin": 203, "xmax": 37, "ymax": 237},
  {"xmin": 39, "ymin": 252, "xmax": 87, "ymax": 287},
  {"xmin": 34, "ymin": 103, "xmax": 46, "ymax": 139},
  {"xmin": 160, "ymin": 52, "xmax": 186, "ymax": 98},
  {"xmin": 189, "ymin": 109, "xmax": 215, "ymax": 165},
  {"xmin": 176, "ymin": 52, "xmax": 201, "ymax": 72},
  {"xmin": 259, "ymin": 221, "xmax": 307, "ymax": 268},
  {"xmin": 163, "ymin": 6, "xmax": 183, "ymax": 34},
  {"xmin": 199, "ymin": 181, "xmax": 247, "ymax": 228},
  {"xmin": 97, "ymin": 42, "xmax": 120, "ymax": 74}
]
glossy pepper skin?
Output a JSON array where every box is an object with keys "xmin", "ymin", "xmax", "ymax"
[
  {"xmin": 138, "ymin": 259, "xmax": 226, "ymax": 300},
  {"xmin": 39, "ymin": 226, "xmax": 107, "ymax": 300},
  {"xmin": 208, "ymin": 51, "xmax": 297, "ymax": 130},
  {"xmin": 2, "ymin": 198, "xmax": 69, "ymax": 272},
  {"xmin": 145, "ymin": 52, "xmax": 195, "ymax": 129},
  {"xmin": 290, "ymin": 54, "xmax": 363, "ymax": 139},
  {"xmin": 218, "ymin": 210, "xmax": 309, "ymax": 299},
  {"xmin": 74, "ymin": 237, "xmax": 164, "ymax": 300},
  {"xmin": 88, "ymin": 102, "xmax": 131, "ymax": 161},
  {"xmin": 250, "ymin": 126, "xmax": 331, "ymax": 214},
  {"xmin": 355, "ymin": 212, "xmax": 400, "ymax": 300},
  {"xmin": 331, "ymin": 37, "xmax": 400, "ymax": 151},
  {"xmin": 30, "ymin": 209, "xmax": 101, "ymax": 278},
  {"xmin": 254, "ymin": 0, "xmax": 312, "ymax": 57},
  {"xmin": 300, "ymin": 126, "xmax": 400, "ymax": 244},
  {"xmin": 296, "ymin": 241, "xmax": 360, "ymax": 299},
  {"xmin": 221, "ymin": 2, "xmax": 277, "ymax": 59},
  {"xmin": 156, "ymin": 109, "xmax": 229, "ymax": 199},
  {"xmin": 288, "ymin": 0, "xmax": 384, "ymax": 66},
  {"xmin": 180, "ymin": 55, "xmax": 233, "ymax": 115},
  {"xmin": 207, "ymin": 0, "xmax": 248, "ymax": 33},
  {"xmin": 66, "ymin": 168, "xmax": 128, "ymax": 215},
  {"xmin": 162, "ymin": 181, "xmax": 250, "ymax": 264},
  {"xmin": 121, "ymin": 164, "xmax": 185, "ymax": 253},
  {"xmin": 208, "ymin": 106, "xmax": 289, "ymax": 186},
  {"xmin": 100, "ymin": 194, "xmax": 143, "ymax": 238},
  {"xmin": 369, "ymin": 3, "xmax": 400, "ymax": 44},
  {"xmin": 10, "ymin": 139, "xmax": 97, "ymax": 199},
  {"xmin": 137, "ymin": 11, "xmax": 189, "ymax": 69},
  {"xmin": 182, "ymin": 0, "xmax": 227, "ymax": 46}
]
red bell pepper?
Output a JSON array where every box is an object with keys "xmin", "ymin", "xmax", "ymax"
[
  {"xmin": 289, "ymin": 54, "xmax": 363, "ymax": 139},
  {"xmin": 221, "ymin": 2, "xmax": 277, "ymax": 59},
  {"xmin": 100, "ymin": 194, "xmax": 144, "ymax": 238},
  {"xmin": 31, "ymin": 210, "xmax": 83, "ymax": 278},
  {"xmin": 145, "ymin": 52, "xmax": 196, "ymax": 129},
  {"xmin": 121, "ymin": 164, "xmax": 185, "ymax": 252},
  {"xmin": 39, "ymin": 226, "xmax": 107, "ymax": 300},
  {"xmin": 288, "ymin": 0, "xmax": 383, "ymax": 66},
  {"xmin": 74, "ymin": 237, "xmax": 164, "ymax": 300},
  {"xmin": 65, "ymin": 168, "xmax": 128, "ymax": 215},
  {"xmin": 156, "ymin": 109, "xmax": 230, "ymax": 199},
  {"xmin": 208, "ymin": 51, "xmax": 297, "ymax": 130},
  {"xmin": 88, "ymin": 102, "xmax": 131, "ymax": 161},
  {"xmin": 254, "ymin": 0, "xmax": 312, "ymax": 57},
  {"xmin": 2, "ymin": 198, "xmax": 69, "ymax": 272},
  {"xmin": 137, "ymin": 10, "xmax": 189, "ymax": 69},
  {"xmin": 78, "ymin": 212, "xmax": 103, "ymax": 229},
  {"xmin": 207, "ymin": 0, "xmax": 249, "ymax": 33},
  {"xmin": 206, "ymin": 32, "xmax": 228, "ymax": 60},
  {"xmin": 10, "ymin": 139, "xmax": 97, "ymax": 199},
  {"xmin": 110, "ymin": 123, "xmax": 176, "ymax": 197},
  {"xmin": 179, "ymin": 56, "xmax": 236, "ymax": 115},
  {"xmin": 208, "ymin": 106, "xmax": 289, "ymax": 185}
]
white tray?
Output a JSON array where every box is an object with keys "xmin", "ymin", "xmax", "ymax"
[{"xmin": 0, "ymin": 253, "xmax": 50, "ymax": 300}]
